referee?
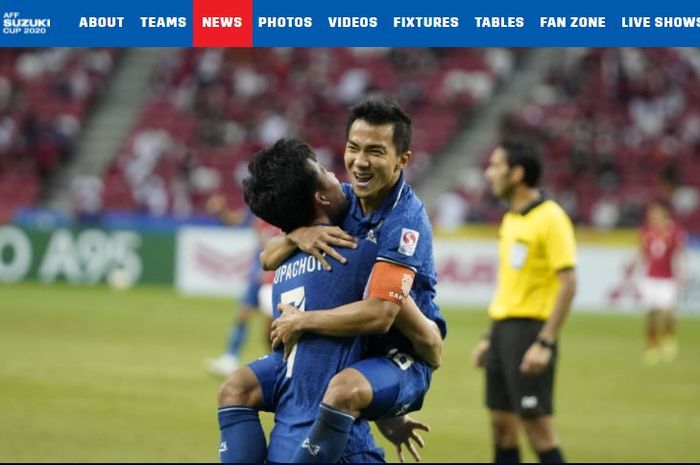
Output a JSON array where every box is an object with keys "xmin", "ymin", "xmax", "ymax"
[{"xmin": 471, "ymin": 138, "xmax": 577, "ymax": 464}]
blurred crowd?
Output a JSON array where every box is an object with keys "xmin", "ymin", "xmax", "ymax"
[
  {"xmin": 101, "ymin": 48, "xmax": 517, "ymax": 217},
  {"xmin": 0, "ymin": 48, "xmax": 118, "ymax": 220},
  {"xmin": 1, "ymin": 47, "xmax": 699, "ymax": 233},
  {"xmin": 437, "ymin": 48, "xmax": 700, "ymax": 233}
]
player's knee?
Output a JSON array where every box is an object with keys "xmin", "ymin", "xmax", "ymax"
[
  {"xmin": 323, "ymin": 370, "xmax": 372, "ymax": 414},
  {"xmin": 490, "ymin": 412, "xmax": 518, "ymax": 448},
  {"xmin": 217, "ymin": 367, "xmax": 261, "ymax": 408},
  {"xmin": 521, "ymin": 416, "xmax": 556, "ymax": 451},
  {"xmin": 237, "ymin": 308, "xmax": 254, "ymax": 322}
]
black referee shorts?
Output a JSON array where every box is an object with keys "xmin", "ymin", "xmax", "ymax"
[{"xmin": 485, "ymin": 318, "xmax": 557, "ymax": 418}]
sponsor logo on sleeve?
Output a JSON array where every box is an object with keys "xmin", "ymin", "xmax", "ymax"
[{"xmin": 398, "ymin": 228, "xmax": 419, "ymax": 257}]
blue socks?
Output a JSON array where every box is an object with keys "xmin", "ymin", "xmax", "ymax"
[
  {"xmin": 217, "ymin": 406, "xmax": 266, "ymax": 463},
  {"xmin": 226, "ymin": 322, "xmax": 248, "ymax": 358},
  {"xmin": 292, "ymin": 403, "xmax": 355, "ymax": 463}
]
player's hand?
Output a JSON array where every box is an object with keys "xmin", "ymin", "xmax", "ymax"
[
  {"xmin": 271, "ymin": 303, "xmax": 304, "ymax": 359},
  {"xmin": 376, "ymin": 415, "xmax": 429, "ymax": 463},
  {"xmin": 519, "ymin": 342, "xmax": 552, "ymax": 375},
  {"xmin": 288, "ymin": 226, "xmax": 357, "ymax": 270},
  {"xmin": 470, "ymin": 338, "xmax": 490, "ymax": 368}
]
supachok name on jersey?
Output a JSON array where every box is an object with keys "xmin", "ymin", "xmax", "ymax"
[{"xmin": 273, "ymin": 255, "xmax": 324, "ymax": 284}]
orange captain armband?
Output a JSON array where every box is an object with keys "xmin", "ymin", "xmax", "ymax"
[{"xmin": 367, "ymin": 261, "xmax": 416, "ymax": 305}]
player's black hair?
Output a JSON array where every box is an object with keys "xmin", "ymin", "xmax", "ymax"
[
  {"xmin": 346, "ymin": 95, "xmax": 412, "ymax": 154},
  {"xmin": 243, "ymin": 138, "xmax": 319, "ymax": 233},
  {"xmin": 501, "ymin": 137, "xmax": 542, "ymax": 187}
]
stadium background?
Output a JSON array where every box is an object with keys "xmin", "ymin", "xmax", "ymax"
[{"xmin": 0, "ymin": 48, "xmax": 699, "ymax": 461}]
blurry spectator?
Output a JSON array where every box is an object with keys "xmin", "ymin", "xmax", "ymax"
[
  {"xmin": 434, "ymin": 190, "xmax": 469, "ymax": 231},
  {"xmin": 0, "ymin": 76, "xmax": 12, "ymax": 112},
  {"xmin": 336, "ymin": 68, "xmax": 370, "ymax": 104},
  {"xmin": 71, "ymin": 174, "xmax": 104, "ymax": 224},
  {"xmin": 196, "ymin": 49, "xmax": 223, "ymax": 85},
  {"xmin": 134, "ymin": 175, "xmax": 168, "ymax": 216},
  {"xmin": 671, "ymin": 186, "xmax": 700, "ymax": 217},
  {"xmin": 0, "ymin": 116, "xmax": 15, "ymax": 154},
  {"xmin": 257, "ymin": 112, "xmax": 288, "ymax": 145},
  {"xmin": 485, "ymin": 48, "xmax": 515, "ymax": 80},
  {"xmin": 233, "ymin": 66, "xmax": 268, "ymax": 100},
  {"xmin": 190, "ymin": 166, "xmax": 222, "ymax": 194},
  {"xmin": 442, "ymin": 70, "xmax": 494, "ymax": 103},
  {"xmin": 591, "ymin": 197, "xmax": 621, "ymax": 229}
]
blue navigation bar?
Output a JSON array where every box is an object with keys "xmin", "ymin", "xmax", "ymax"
[{"xmin": 1, "ymin": 0, "xmax": 699, "ymax": 47}]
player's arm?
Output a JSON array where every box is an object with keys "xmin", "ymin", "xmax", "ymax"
[
  {"xmin": 673, "ymin": 232, "xmax": 688, "ymax": 287},
  {"xmin": 275, "ymin": 295, "xmax": 399, "ymax": 338},
  {"xmin": 273, "ymin": 261, "xmax": 411, "ymax": 339},
  {"xmin": 271, "ymin": 261, "xmax": 443, "ymax": 366},
  {"xmin": 392, "ymin": 296, "xmax": 443, "ymax": 368},
  {"xmin": 521, "ymin": 210, "xmax": 577, "ymax": 375},
  {"xmin": 536, "ymin": 267, "xmax": 577, "ymax": 344},
  {"xmin": 276, "ymin": 293, "xmax": 442, "ymax": 366},
  {"xmin": 470, "ymin": 324, "xmax": 493, "ymax": 368},
  {"xmin": 259, "ymin": 226, "xmax": 357, "ymax": 271},
  {"xmin": 520, "ymin": 267, "xmax": 577, "ymax": 375}
]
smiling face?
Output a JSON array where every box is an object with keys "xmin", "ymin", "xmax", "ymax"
[{"xmin": 344, "ymin": 119, "xmax": 410, "ymax": 213}]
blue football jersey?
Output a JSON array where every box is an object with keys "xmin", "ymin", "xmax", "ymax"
[
  {"xmin": 341, "ymin": 173, "xmax": 447, "ymax": 357},
  {"xmin": 266, "ymin": 239, "xmax": 382, "ymax": 462}
]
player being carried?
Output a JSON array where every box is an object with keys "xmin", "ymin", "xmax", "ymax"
[
  {"xmin": 218, "ymin": 136, "xmax": 441, "ymax": 462},
  {"xmin": 217, "ymin": 96, "xmax": 447, "ymax": 463}
]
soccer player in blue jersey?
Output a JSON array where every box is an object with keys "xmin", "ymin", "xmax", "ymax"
[
  {"xmin": 217, "ymin": 138, "xmax": 441, "ymax": 462},
  {"xmin": 263, "ymin": 96, "xmax": 447, "ymax": 463}
]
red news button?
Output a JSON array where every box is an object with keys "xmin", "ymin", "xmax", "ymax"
[
  {"xmin": 193, "ymin": 0, "xmax": 252, "ymax": 47},
  {"xmin": 202, "ymin": 17, "xmax": 243, "ymax": 28}
]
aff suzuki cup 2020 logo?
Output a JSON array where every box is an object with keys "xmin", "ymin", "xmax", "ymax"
[{"xmin": 3, "ymin": 11, "xmax": 52, "ymax": 34}]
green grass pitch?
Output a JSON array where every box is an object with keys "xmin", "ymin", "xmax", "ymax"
[{"xmin": 1, "ymin": 283, "xmax": 699, "ymax": 462}]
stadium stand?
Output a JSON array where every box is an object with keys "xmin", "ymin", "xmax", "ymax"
[
  {"xmin": 8, "ymin": 47, "xmax": 696, "ymax": 233},
  {"xmin": 101, "ymin": 48, "xmax": 518, "ymax": 216},
  {"xmin": 442, "ymin": 48, "xmax": 700, "ymax": 233},
  {"xmin": 0, "ymin": 48, "xmax": 119, "ymax": 222}
]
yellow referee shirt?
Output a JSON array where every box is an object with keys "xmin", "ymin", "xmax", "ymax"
[{"xmin": 488, "ymin": 198, "xmax": 576, "ymax": 321}]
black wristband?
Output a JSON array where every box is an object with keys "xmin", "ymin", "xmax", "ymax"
[{"xmin": 536, "ymin": 336, "xmax": 555, "ymax": 349}]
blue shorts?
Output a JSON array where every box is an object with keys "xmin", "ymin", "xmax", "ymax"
[
  {"xmin": 351, "ymin": 350, "xmax": 433, "ymax": 420},
  {"xmin": 248, "ymin": 351, "xmax": 283, "ymax": 412},
  {"xmin": 241, "ymin": 250, "xmax": 263, "ymax": 307},
  {"xmin": 241, "ymin": 277, "xmax": 262, "ymax": 308}
]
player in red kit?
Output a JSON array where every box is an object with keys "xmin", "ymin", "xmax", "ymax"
[{"xmin": 637, "ymin": 200, "xmax": 687, "ymax": 365}]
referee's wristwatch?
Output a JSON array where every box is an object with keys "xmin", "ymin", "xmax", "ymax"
[{"xmin": 535, "ymin": 336, "xmax": 555, "ymax": 349}]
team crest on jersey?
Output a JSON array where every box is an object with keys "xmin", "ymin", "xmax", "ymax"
[
  {"xmin": 366, "ymin": 229, "xmax": 377, "ymax": 244},
  {"xmin": 398, "ymin": 228, "xmax": 419, "ymax": 256}
]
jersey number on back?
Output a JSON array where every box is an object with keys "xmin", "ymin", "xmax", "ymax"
[{"xmin": 280, "ymin": 286, "xmax": 306, "ymax": 378}]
